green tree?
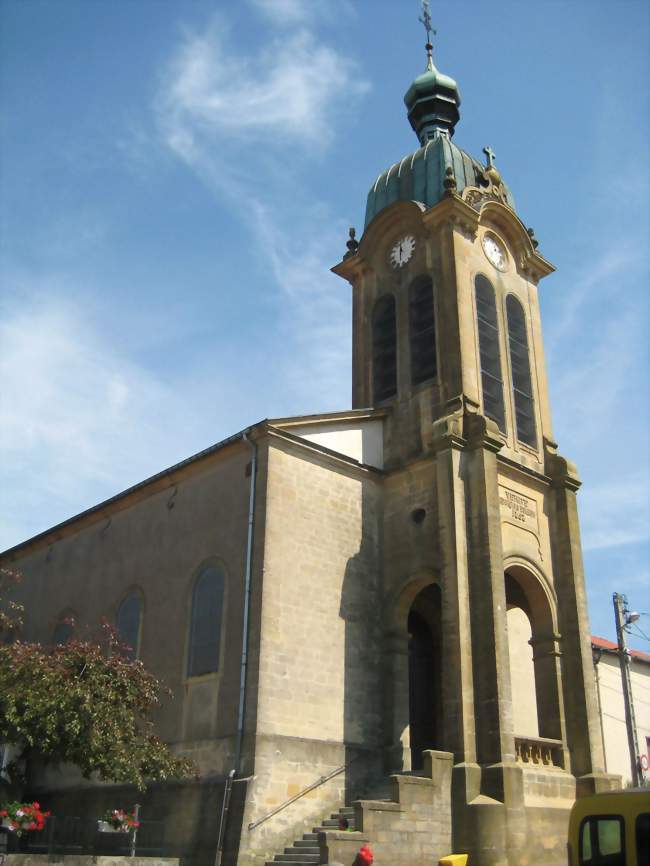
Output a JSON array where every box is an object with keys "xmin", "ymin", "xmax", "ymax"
[{"xmin": 0, "ymin": 568, "xmax": 195, "ymax": 791}]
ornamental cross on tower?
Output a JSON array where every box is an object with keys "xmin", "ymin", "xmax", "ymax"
[
  {"xmin": 419, "ymin": 0, "xmax": 436, "ymax": 68},
  {"xmin": 483, "ymin": 145, "xmax": 497, "ymax": 167}
]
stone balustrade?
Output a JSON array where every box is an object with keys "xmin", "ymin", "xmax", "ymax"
[{"xmin": 515, "ymin": 735, "xmax": 565, "ymax": 768}]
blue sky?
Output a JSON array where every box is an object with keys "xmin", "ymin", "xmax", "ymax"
[{"xmin": 1, "ymin": 0, "xmax": 648, "ymax": 650}]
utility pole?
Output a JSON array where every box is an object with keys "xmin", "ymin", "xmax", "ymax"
[{"xmin": 613, "ymin": 593, "xmax": 642, "ymax": 786}]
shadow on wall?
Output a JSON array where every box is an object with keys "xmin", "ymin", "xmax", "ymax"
[
  {"xmin": 27, "ymin": 777, "xmax": 231, "ymax": 866},
  {"xmin": 341, "ymin": 475, "xmax": 384, "ymax": 801}
]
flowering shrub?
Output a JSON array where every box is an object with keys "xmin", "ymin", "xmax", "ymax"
[
  {"xmin": 100, "ymin": 808, "xmax": 140, "ymax": 831},
  {"xmin": 0, "ymin": 616, "xmax": 196, "ymax": 789},
  {"xmin": 0, "ymin": 801, "xmax": 50, "ymax": 836}
]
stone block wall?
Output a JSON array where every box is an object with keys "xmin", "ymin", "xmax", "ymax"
[
  {"xmin": 238, "ymin": 439, "xmax": 384, "ymax": 866},
  {"xmin": 321, "ymin": 750, "xmax": 454, "ymax": 866}
]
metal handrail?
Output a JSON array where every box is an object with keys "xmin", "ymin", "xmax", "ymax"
[{"xmin": 248, "ymin": 753, "xmax": 367, "ymax": 831}]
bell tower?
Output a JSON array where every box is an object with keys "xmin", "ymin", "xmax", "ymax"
[
  {"xmin": 332, "ymin": 13, "xmax": 619, "ymax": 866},
  {"xmin": 334, "ymin": 29, "xmax": 556, "ymax": 473}
]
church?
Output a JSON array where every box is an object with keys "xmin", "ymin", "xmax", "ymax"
[{"xmin": 1, "ymin": 22, "xmax": 620, "ymax": 866}]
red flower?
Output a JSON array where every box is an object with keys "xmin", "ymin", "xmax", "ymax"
[
  {"xmin": 358, "ymin": 844, "xmax": 373, "ymax": 865},
  {"xmin": 0, "ymin": 810, "xmax": 7, "ymax": 817},
  {"xmin": 33, "ymin": 802, "xmax": 40, "ymax": 810}
]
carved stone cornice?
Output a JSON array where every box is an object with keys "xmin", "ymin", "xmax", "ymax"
[
  {"xmin": 431, "ymin": 403, "xmax": 466, "ymax": 452},
  {"xmin": 330, "ymin": 251, "xmax": 372, "ymax": 284},
  {"xmin": 464, "ymin": 413, "xmax": 504, "ymax": 454},
  {"xmin": 422, "ymin": 193, "xmax": 479, "ymax": 239},
  {"xmin": 544, "ymin": 445, "xmax": 582, "ymax": 492}
]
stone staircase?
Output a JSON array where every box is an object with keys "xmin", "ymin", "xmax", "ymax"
[
  {"xmin": 264, "ymin": 805, "xmax": 356, "ymax": 866},
  {"xmin": 263, "ymin": 751, "xmax": 454, "ymax": 866}
]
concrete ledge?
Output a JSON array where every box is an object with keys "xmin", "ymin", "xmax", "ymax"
[
  {"xmin": 318, "ymin": 829, "xmax": 370, "ymax": 866},
  {"xmin": 5, "ymin": 858, "xmax": 178, "ymax": 866},
  {"xmin": 355, "ymin": 799, "xmax": 402, "ymax": 812},
  {"xmin": 391, "ymin": 773, "xmax": 434, "ymax": 787}
]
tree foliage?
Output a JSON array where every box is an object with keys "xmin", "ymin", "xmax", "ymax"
[{"xmin": 0, "ymin": 568, "xmax": 195, "ymax": 791}]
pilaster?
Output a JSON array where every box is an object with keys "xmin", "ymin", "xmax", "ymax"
[
  {"xmin": 545, "ymin": 445, "xmax": 619, "ymax": 793},
  {"xmin": 431, "ymin": 403, "xmax": 476, "ymax": 764},
  {"xmin": 463, "ymin": 413, "xmax": 515, "ymax": 774},
  {"xmin": 382, "ymin": 628, "xmax": 411, "ymax": 772}
]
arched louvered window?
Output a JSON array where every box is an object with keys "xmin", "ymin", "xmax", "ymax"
[
  {"xmin": 506, "ymin": 295, "xmax": 537, "ymax": 448},
  {"xmin": 116, "ymin": 592, "xmax": 142, "ymax": 660},
  {"xmin": 475, "ymin": 275, "xmax": 506, "ymax": 431},
  {"xmin": 188, "ymin": 565, "xmax": 225, "ymax": 677},
  {"xmin": 409, "ymin": 278, "xmax": 437, "ymax": 385},
  {"xmin": 372, "ymin": 295, "xmax": 397, "ymax": 402}
]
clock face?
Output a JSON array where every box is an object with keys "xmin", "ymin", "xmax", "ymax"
[
  {"xmin": 482, "ymin": 234, "xmax": 507, "ymax": 271},
  {"xmin": 389, "ymin": 235, "xmax": 416, "ymax": 269}
]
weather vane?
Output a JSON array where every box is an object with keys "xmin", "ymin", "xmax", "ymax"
[{"xmin": 418, "ymin": 0, "xmax": 436, "ymax": 68}]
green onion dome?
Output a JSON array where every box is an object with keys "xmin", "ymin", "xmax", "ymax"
[
  {"xmin": 364, "ymin": 57, "xmax": 515, "ymax": 227},
  {"xmin": 404, "ymin": 56, "xmax": 461, "ymax": 143}
]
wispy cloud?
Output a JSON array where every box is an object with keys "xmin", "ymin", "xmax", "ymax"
[
  {"xmin": 247, "ymin": 0, "xmax": 354, "ymax": 28},
  {"xmin": 580, "ymin": 480, "xmax": 650, "ymax": 552},
  {"xmin": 159, "ymin": 15, "xmax": 368, "ymax": 154},
  {"xmin": 545, "ymin": 243, "xmax": 644, "ymax": 355},
  {"xmin": 0, "ymin": 280, "xmax": 254, "ymax": 549},
  {"xmin": 155, "ymin": 8, "xmax": 367, "ymax": 409},
  {"xmin": 248, "ymin": 0, "xmax": 313, "ymax": 26}
]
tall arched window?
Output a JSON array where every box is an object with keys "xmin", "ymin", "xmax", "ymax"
[
  {"xmin": 409, "ymin": 278, "xmax": 437, "ymax": 385},
  {"xmin": 52, "ymin": 612, "xmax": 75, "ymax": 645},
  {"xmin": 372, "ymin": 295, "xmax": 397, "ymax": 402},
  {"xmin": 506, "ymin": 295, "xmax": 537, "ymax": 448},
  {"xmin": 475, "ymin": 275, "xmax": 505, "ymax": 431},
  {"xmin": 116, "ymin": 592, "xmax": 142, "ymax": 660},
  {"xmin": 188, "ymin": 565, "xmax": 225, "ymax": 677}
]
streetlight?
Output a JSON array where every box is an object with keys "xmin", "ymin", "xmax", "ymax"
[{"xmin": 612, "ymin": 593, "xmax": 643, "ymax": 787}]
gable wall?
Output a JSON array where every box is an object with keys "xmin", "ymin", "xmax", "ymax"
[{"xmin": 4, "ymin": 441, "xmax": 253, "ymax": 785}]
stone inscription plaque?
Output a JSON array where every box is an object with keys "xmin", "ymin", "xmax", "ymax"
[{"xmin": 499, "ymin": 485, "xmax": 538, "ymax": 534}]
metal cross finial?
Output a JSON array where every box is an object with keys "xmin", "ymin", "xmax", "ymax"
[
  {"xmin": 419, "ymin": 0, "xmax": 436, "ymax": 67},
  {"xmin": 419, "ymin": 0, "xmax": 434, "ymax": 43},
  {"xmin": 483, "ymin": 146, "xmax": 496, "ymax": 168}
]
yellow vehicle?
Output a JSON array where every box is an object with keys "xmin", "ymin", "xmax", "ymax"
[{"xmin": 567, "ymin": 788, "xmax": 650, "ymax": 865}]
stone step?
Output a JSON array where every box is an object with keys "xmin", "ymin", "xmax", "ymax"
[
  {"xmin": 294, "ymin": 841, "xmax": 320, "ymax": 850},
  {"xmin": 264, "ymin": 854, "xmax": 318, "ymax": 866},
  {"xmin": 285, "ymin": 846, "xmax": 319, "ymax": 855},
  {"xmin": 273, "ymin": 855, "xmax": 320, "ymax": 863},
  {"xmin": 302, "ymin": 834, "xmax": 318, "ymax": 842},
  {"xmin": 339, "ymin": 806, "xmax": 355, "ymax": 815}
]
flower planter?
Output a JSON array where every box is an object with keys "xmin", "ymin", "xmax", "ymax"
[
  {"xmin": 1, "ymin": 818, "xmax": 14, "ymax": 831},
  {"xmin": 97, "ymin": 820, "xmax": 131, "ymax": 833}
]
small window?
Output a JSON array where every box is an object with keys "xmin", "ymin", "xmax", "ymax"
[
  {"xmin": 409, "ymin": 278, "xmax": 437, "ymax": 385},
  {"xmin": 579, "ymin": 815, "xmax": 625, "ymax": 866},
  {"xmin": 116, "ymin": 592, "xmax": 142, "ymax": 660},
  {"xmin": 475, "ymin": 275, "xmax": 505, "ymax": 431},
  {"xmin": 506, "ymin": 295, "xmax": 537, "ymax": 448},
  {"xmin": 372, "ymin": 295, "xmax": 397, "ymax": 402},
  {"xmin": 188, "ymin": 566, "xmax": 225, "ymax": 677}
]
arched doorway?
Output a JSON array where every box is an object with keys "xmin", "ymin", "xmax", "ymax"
[
  {"xmin": 505, "ymin": 565, "xmax": 564, "ymax": 742},
  {"xmin": 407, "ymin": 584, "xmax": 442, "ymax": 769}
]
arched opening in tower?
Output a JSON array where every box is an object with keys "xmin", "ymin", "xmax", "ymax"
[
  {"xmin": 407, "ymin": 583, "xmax": 442, "ymax": 770},
  {"xmin": 504, "ymin": 568, "xmax": 563, "ymax": 741}
]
